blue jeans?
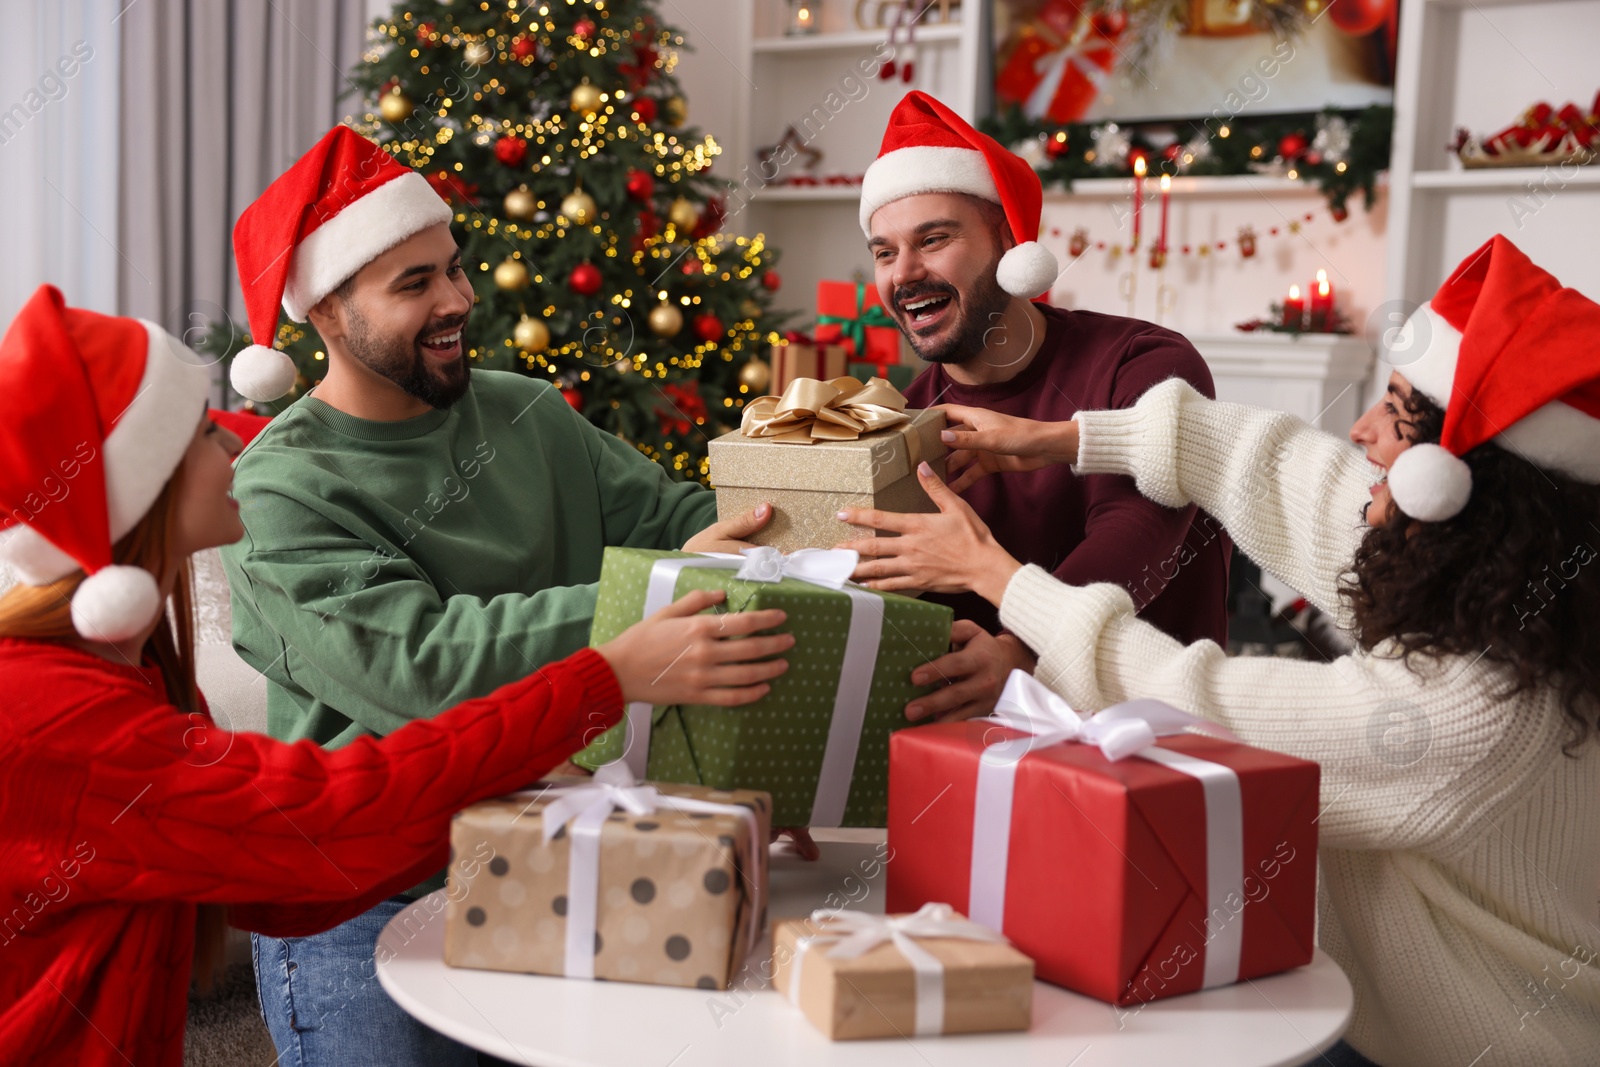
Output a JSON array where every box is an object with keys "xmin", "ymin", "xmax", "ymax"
[{"xmin": 252, "ymin": 894, "xmax": 487, "ymax": 1067}]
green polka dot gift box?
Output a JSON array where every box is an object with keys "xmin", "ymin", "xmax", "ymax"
[
  {"xmin": 575, "ymin": 547, "xmax": 953, "ymax": 827},
  {"xmin": 443, "ymin": 779, "xmax": 771, "ymax": 990}
]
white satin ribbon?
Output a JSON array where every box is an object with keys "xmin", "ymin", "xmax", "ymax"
[
  {"xmin": 788, "ymin": 903, "xmax": 1008, "ymax": 1036},
  {"xmin": 519, "ymin": 762, "xmax": 763, "ymax": 980},
  {"xmin": 613, "ymin": 548, "xmax": 883, "ymax": 828},
  {"xmin": 1024, "ymin": 36, "xmax": 1112, "ymax": 122},
  {"xmin": 969, "ymin": 670, "xmax": 1247, "ymax": 988}
]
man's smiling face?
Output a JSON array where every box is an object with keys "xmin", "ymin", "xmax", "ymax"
[{"xmin": 868, "ymin": 192, "xmax": 1013, "ymax": 366}]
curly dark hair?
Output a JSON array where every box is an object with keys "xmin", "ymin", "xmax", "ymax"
[{"xmin": 1340, "ymin": 386, "xmax": 1600, "ymax": 750}]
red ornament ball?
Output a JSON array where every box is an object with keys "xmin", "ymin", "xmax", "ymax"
[
  {"xmin": 574, "ymin": 18, "xmax": 596, "ymax": 40},
  {"xmin": 416, "ymin": 21, "xmax": 436, "ymax": 45},
  {"xmin": 1045, "ymin": 133, "xmax": 1070, "ymax": 159},
  {"xmin": 562, "ymin": 387, "xmax": 584, "ymax": 413},
  {"xmin": 1090, "ymin": 9, "xmax": 1128, "ymax": 38},
  {"xmin": 1330, "ymin": 203, "xmax": 1351, "ymax": 223},
  {"xmin": 625, "ymin": 168, "xmax": 656, "ymax": 202},
  {"xmin": 693, "ymin": 314, "xmax": 724, "ymax": 343},
  {"xmin": 568, "ymin": 262, "xmax": 603, "ymax": 296},
  {"xmin": 494, "ymin": 136, "xmax": 527, "ymax": 167},
  {"xmin": 761, "ymin": 270, "xmax": 781, "ymax": 292},
  {"xmin": 1162, "ymin": 143, "xmax": 1183, "ymax": 163},
  {"xmin": 631, "ymin": 97, "xmax": 657, "ymax": 124},
  {"xmin": 681, "ymin": 259, "xmax": 703, "ymax": 276},
  {"xmin": 1277, "ymin": 132, "xmax": 1308, "ymax": 160},
  {"xmin": 511, "ymin": 35, "xmax": 536, "ymax": 59},
  {"xmin": 1327, "ymin": 0, "xmax": 1390, "ymax": 36}
]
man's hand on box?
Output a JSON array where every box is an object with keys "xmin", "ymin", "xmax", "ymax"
[
  {"xmin": 837, "ymin": 463, "xmax": 1023, "ymax": 607},
  {"xmin": 682, "ymin": 502, "xmax": 773, "ymax": 555},
  {"xmin": 595, "ymin": 588, "xmax": 793, "ymax": 707},
  {"xmin": 903, "ymin": 623, "xmax": 1037, "ymax": 723},
  {"xmin": 771, "ymin": 826, "xmax": 821, "ymax": 861}
]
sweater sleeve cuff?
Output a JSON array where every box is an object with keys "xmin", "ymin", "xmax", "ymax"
[
  {"xmin": 565, "ymin": 646, "xmax": 625, "ymax": 722},
  {"xmin": 1071, "ymin": 376, "xmax": 1195, "ymax": 509},
  {"xmin": 998, "ymin": 565, "xmax": 1138, "ymax": 700}
]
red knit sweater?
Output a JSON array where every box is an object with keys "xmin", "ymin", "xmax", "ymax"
[{"xmin": 0, "ymin": 637, "xmax": 622, "ymax": 1066}]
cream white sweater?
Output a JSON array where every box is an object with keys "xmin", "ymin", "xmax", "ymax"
[{"xmin": 998, "ymin": 378, "xmax": 1600, "ymax": 1067}]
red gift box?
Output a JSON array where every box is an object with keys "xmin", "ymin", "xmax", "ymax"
[
  {"xmin": 993, "ymin": 0, "xmax": 1118, "ymax": 124},
  {"xmin": 886, "ymin": 707, "xmax": 1319, "ymax": 1007},
  {"xmin": 815, "ymin": 281, "xmax": 901, "ymax": 373}
]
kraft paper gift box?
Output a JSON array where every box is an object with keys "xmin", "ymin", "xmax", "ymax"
[
  {"xmin": 709, "ymin": 375, "xmax": 946, "ymax": 554},
  {"xmin": 772, "ymin": 904, "xmax": 1034, "ymax": 1040},
  {"xmin": 443, "ymin": 767, "xmax": 770, "ymax": 990},
  {"xmin": 770, "ymin": 340, "xmax": 849, "ymax": 393},
  {"xmin": 815, "ymin": 280, "xmax": 901, "ymax": 372},
  {"xmin": 885, "ymin": 672, "xmax": 1320, "ymax": 1006},
  {"xmin": 575, "ymin": 546, "xmax": 953, "ymax": 827}
]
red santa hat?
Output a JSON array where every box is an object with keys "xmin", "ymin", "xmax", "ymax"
[
  {"xmin": 860, "ymin": 90, "xmax": 1060, "ymax": 299},
  {"xmin": 229, "ymin": 125, "xmax": 453, "ymax": 402},
  {"xmin": 0, "ymin": 285, "xmax": 211, "ymax": 640},
  {"xmin": 1384, "ymin": 235, "xmax": 1600, "ymax": 521}
]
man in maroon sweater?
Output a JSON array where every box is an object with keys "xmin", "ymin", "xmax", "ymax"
[{"xmin": 841, "ymin": 91, "xmax": 1231, "ymax": 722}]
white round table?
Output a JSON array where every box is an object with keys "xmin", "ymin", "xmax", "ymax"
[{"xmin": 377, "ymin": 832, "xmax": 1351, "ymax": 1067}]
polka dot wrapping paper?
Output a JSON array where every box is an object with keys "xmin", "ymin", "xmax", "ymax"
[
  {"xmin": 442, "ymin": 781, "xmax": 771, "ymax": 989},
  {"xmin": 707, "ymin": 408, "xmax": 947, "ymax": 556},
  {"xmin": 575, "ymin": 547, "xmax": 954, "ymax": 827}
]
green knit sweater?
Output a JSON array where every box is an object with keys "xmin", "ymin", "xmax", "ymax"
[{"xmin": 221, "ymin": 370, "xmax": 717, "ymax": 751}]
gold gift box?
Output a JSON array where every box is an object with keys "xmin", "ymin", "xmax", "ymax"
[
  {"xmin": 443, "ymin": 781, "xmax": 770, "ymax": 990},
  {"xmin": 709, "ymin": 376, "xmax": 947, "ymax": 554},
  {"xmin": 772, "ymin": 912, "xmax": 1035, "ymax": 1040}
]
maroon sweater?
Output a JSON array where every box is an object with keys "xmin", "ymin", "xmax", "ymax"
[{"xmin": 904, "ymin": 305, "xmax": 1231, "ymax": 647}]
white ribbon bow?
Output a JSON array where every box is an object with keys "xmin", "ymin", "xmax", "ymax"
[
  {"xmin": 734, "ymin": 546, "xmax": 857, "ymax": 589},
  {"xmin": 989, "ymin": 669, "xmax": 1236, "ymax": 763},
  {"xmin": 521, "ymin": 762, "xmax": 764, "ymax": 980},
  {"xmin": 790, "ymin": 903, "xmax": 1008, "ymax": 1036}
]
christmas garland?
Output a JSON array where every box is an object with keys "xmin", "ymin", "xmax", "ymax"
[{"xmin": 981, "ymin": 104, "xmax": 1393, "ymax": 217}]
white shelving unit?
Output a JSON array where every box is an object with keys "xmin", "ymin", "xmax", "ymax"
[
  {"xmin": 1384, "ymin": 0, "xmax": 1600, "ymax": 306},
  {"xmin": 725, "ymin": 1, "xmax": 990, "ymax": 317}
]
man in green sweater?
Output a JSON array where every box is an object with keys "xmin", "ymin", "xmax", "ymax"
[{"xmin": 220, "ymin": 128, "xmax": 766, "ymax": 1067}]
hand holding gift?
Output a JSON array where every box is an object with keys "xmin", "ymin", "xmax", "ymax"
[
  {"xmin": 681, "ymin": 501, "xmax": 775, "ymax": 555},
  {"xmin": 594, "ymin": 588, "xmax": 792, "ymax": 707},
  {"xmin": 936, "ymin": 404, "xmax": 1081, "ymax": 493}
]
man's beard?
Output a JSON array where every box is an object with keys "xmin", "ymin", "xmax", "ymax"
[
  {"xmin": 893, "ymin": 257, "xmax": 1012, "ymax": 366},
  {"xmin": 344, "ymin": 302, "xmax": 471, "ymax": 410}
]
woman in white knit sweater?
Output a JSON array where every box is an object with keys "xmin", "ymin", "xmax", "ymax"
[{"xmin": 840, "ymin": 237, "xmax": 1600, "ymax": 1067}]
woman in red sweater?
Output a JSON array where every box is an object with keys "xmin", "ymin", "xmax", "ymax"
[{"xmin": 0, "ymin": 286, "xmax": 792, "ymax": 1066}]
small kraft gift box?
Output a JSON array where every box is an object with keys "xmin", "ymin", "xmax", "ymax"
[
  {"xmin": 709, "ymin": 375, "xmax": 946, "ymax": 554},
  {"xmin": 770, "ymin": 334, "xmax": 849, "ymax": 394},
  {"xmin": 772, "ymin": 903, "xmax": 1034, "ymax": 1040},
  {"xmin": 886, "ymin": 671, "xmax": 1320, "ymax": 1007},
  {"xmin": 443, "ymin": 764, "xmax": 770, "ymax": 990},
  {"xmin": 575, "ymin": 545, "xmax": 953, "ymax": 828}
]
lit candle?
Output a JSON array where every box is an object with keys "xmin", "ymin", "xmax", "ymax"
[
  {"xmin": 1309, "ymin": 268, "xmax": 1333, "ymax": 331},
  {"xmin": 1284, "ymin": 284, "xmax": 1305, "ymax": 331},
  {"xmin": 1132, "ymin": 155, "xmax": 1146, "ymax": 249},
  {"xmin": 1158, "ymin": 173, "xmax": 1172, "ymax": 256}
]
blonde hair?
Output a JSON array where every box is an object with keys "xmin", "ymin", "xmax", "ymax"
[{"xmin": 0, "ymin": 463, "xmax": 230, "ymax": 991}]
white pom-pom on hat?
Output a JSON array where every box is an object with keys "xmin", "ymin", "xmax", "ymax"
[
  {"xmin": 230, "ymin": 344, "xmax": 297, "ymax": 402},
  {"xmin": 71, "ymin": 565, "xmax": 163, "ymax": 642},
  {"xmin": 996, "ymin": 241, "xmax": 1060, "ymax": 298},
  {"xmin": 1387, "ymin": 443, "xmax": 1473, "ymax": 522}
]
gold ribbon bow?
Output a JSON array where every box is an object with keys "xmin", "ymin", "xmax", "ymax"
[{"xmin": 739, "ymin": 375, "xmax": 912, "ymax": 444}]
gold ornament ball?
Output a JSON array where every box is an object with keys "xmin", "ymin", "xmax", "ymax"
[
  {"xmin": 570, "ymin": 80, "xmax": 603, "ymax": 114},
  {"xmin": 664, "ymin": 95, "xmax": 687, "ymax": 126},
  {"xmin": 740, "ymin": 299, "xmax": 762, "ymax": 320},
  {"xmin": 513, "ymin": 315, "xmax": 550, "ymax": 353},
  {"xmin": 738, "ymin": 359, "xmax": 771, "ymax": 393},
  {"xmin": 560, "ymin": 189, "xmax": 598, "ymax": 226},
  {"xmin": 379, "ymin": 88, "xmax": 415, "ymax": 122},
  {"xmin": 462, "ymin": 39, "xmax": 494, "ymax": 66},
  {"xmin": 668, "ymin": 197, "xmax": 699, "ymax": 231},
  {"xmin": 493, "ymin": 258, "xmax": 531, "ymax": 291},
  {"xmin": 648, "ymin": 302, "xmax": 684, "ymax": 337},
  {"xmin": 503, "ymin": 185, "xmax": 537, "ymax": 220}
]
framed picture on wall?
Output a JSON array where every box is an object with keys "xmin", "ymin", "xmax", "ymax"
[{"xmin": 992, "ymin": 0, "xmax": 1396, "ymax": 125}]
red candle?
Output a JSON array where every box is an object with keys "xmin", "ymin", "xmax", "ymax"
[
  {"xmin": 1283, "ymin": 284, "xmax": 1305, "ymax": 330},
  {"xmin": 1158, "ymin": 174, "xmax": 1172, "ymax": 256},
  {"xmin": 1132, "ymin": 156, "xmax": 1146, "ymax": 249},
  {"xmin": 1309, "ymin": 268, "xmax": 1333, "ymax": 331}
]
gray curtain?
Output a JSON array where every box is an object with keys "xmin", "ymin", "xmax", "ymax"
[{"xmin": 117, "ymin": 0, "xmax": 368, "ymax": 405}]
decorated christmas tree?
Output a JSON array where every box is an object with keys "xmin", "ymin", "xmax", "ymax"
[{"xmin": 227, "ymin": 0, "xmax": 785, "ymax": 483}]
